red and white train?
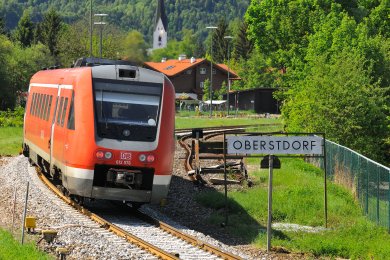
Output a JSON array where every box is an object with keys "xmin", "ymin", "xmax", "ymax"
[{"xmin": 23, "ymin": 58, "xmax": 175, "ymax": 205}]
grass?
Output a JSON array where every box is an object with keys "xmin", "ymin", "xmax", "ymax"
[
  {"xmin": 0, "ymin": 127, "xmax": 23, "ymax": 156},
  {"xmin": 196, "ymin": 158, "xmax": 390, "ymax": 258},
  {"xmin": 0, "ymin": 228, "xmax": 52, "ymax": 259}
]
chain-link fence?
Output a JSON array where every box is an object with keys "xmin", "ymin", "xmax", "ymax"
[{"xmin": 309, "ymin": 140, "xmax": 390, "ymax": 230}]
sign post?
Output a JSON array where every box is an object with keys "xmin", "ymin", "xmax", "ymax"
[
  {"xmin": 267, "ymin": 155, "xmax": 273, "ymax": 252},
  {"xmin": 226, "ymin": 133, "xmax": 326, "ymax": 252}
]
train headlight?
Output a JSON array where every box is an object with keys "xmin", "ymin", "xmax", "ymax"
[
  {"xmin": 139, "ymin": 154, "xmax": 146, "ymax": 162},
  {"xmin": 104, "ymin": 152, "xmax": 112, "ymax": 159},
  {"xmin": 96, "ymin": 151, "xmax": 104, "ymax": 159},
  {"xmin": 146, "ymin": 154, "xmax": 155, "ymax": 163}
]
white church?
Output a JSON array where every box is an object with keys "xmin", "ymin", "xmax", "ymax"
[{"xmin": 153, "ymin": 0, "xmax": 168, "ymax": 49}]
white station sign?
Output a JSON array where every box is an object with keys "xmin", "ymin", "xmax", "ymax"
[{"xmin": 227, "ymin": 136, "xmax": 323, "ymax": 155}]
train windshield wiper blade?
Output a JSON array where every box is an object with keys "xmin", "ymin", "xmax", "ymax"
[{"xmin": 101, "ymin": 89, "xmax": 108, "ymax": 129}]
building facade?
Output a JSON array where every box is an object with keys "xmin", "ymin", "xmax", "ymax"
[{"xmin": 144, "ymin": 57, "xmax": 240, "ymax": 99}]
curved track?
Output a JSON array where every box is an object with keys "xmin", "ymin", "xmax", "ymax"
[{"xmin": 35, "ymin": 164, "xmax": 242, "ymax": 260}]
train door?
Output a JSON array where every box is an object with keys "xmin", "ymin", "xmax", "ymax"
[{"xmin": 50, "ymin": 84, "xmax": 73, "ymax": 174}]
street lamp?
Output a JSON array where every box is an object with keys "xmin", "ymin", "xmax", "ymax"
[
  {"xmin": 224, "ymin": 35, "xmax": 233, "ymax": 116},
  {"xmin": 94, "ymin": 13, "xmax": 108, "ymax": 59},
  {"xmin": 206, "ymin": 26, "xmax": 217, "ymax": 118},
  {"xmin": 90, "ymin": 0, "xmax": 93, "ymax": 57}
]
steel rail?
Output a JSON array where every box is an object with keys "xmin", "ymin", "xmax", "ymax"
[
  {"xmin": 175, "ymin": 123, "xmax": 281, "ymax": 134},
  {"xmin": 134, "ymin": 210, "xmax": 243, "ymax": 260},
  {"xmin": 36, "ymin": 170, "xmax": 179, "ymax": 260}
]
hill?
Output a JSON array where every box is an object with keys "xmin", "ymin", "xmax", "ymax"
[{"xmin": 0, "ymin": 0, "xmax": 249, "ymax": 42}]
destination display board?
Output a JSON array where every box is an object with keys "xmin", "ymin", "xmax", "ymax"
[{"xmin": 226, "ymin": 136, "xmax": 323, "ymax": 155}]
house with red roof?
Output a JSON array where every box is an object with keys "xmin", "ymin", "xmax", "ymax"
[{"xmin": 144, "ymin": 55, "xmax": 240, "ymax": 100}]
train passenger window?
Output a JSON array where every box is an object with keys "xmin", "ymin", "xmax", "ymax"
[
  {"xmin": 46, "ymin": 95, "xmax": 53, "ymax": 121},
  {"xmin": 37, "ymin": 94, "xmax": 43, "ymax": 118},
  {"xmin": 56, "ymin": 97, "xmax": 64, "ymax": 125},
  {"xmin": 30, "ymin": 93, "xmax": 36, "ymax": 115},
  {"xmin": 60, "ymin": 97, "xmax": 68, "ymax": 127},
  {"xmin": 32, "ymin": 93, "xmax": 37, "ymax": 116},
  {"xmin": 34, "ymin": 93, "xmax": 39, "ymax": 117},
  {"xmin": 29, "ymin": 93, "xmax": 34, "ymax": 115},
  {"xmin": 42, "ymin": 95, "xmax": 48, "ymax": 120},
  {"xmin": 67, "ymin": 94, "xmax": 75, "ymax": 130}
]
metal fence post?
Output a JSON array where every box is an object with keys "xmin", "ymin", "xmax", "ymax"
[
  {"xmin": 377, "ymin": 165, "xmax": 380, "ymax": 224},
  {"xmin": 388, "ymin": 170, "xmax": 390, "ymax": 231},
  {"xmin": 366, "ymin": 161, "xmax": 369, "ymax": 215},
  {"xmin": 267, "ymin": 155, "xmax": 274, "ymax": 252},
  {"xmin": 21, "ymin": 181, "xmax": 29, "ymax": 244},
  {"xmin": 11, "ymin": 186, "xmax": 17, "ymax": 234}
]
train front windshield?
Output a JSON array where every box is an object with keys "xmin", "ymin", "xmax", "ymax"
[{"xmin": 93, "ymin": 79, "xmax": 163, "ymax": 142}]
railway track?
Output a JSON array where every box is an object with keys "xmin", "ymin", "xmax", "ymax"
[
  {"xmin": 35, "ymin": 167, "xmax": 243, "ymax": 260},
  {"xmin": 177, "ymin": 125, "xmax": 249, "ymax": 173}
]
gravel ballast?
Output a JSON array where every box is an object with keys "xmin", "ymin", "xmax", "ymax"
[{"xmin": 0, "ymin": 143, "xmax": 303, "ymax": 259}]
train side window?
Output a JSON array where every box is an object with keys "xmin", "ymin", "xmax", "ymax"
[
  {"xmin": 67, "ymin": 94, "xmax": 75, "ymax": 130},
  {"xmin": 42, "ymin": 95, "xmax": 48, "ymax": 120},
  {"xmin": 56, "ymin": 97, "xmax": 64, "ymax": 125},
  {"xmin": 46, "ymin": 95, "xmax": 53, "ymax": 121},
  {"xmin": 60, "ymin": 97, "xmax": 68, "ymax": 127},
  {"xmin": 38, "ymin": 94, "xmax": 44, "ymax": 119},
  {"xmin": 32, "ymin": 93, "xmax": 38, "ymax": 116},
  {"xmin": 29, "ymin": 93, "xmax": 35, "ymax": 115},
  {"xmin": 30, "ymin": 93, "xmax": 36, "ymax": 115},
  {"xmin": 37, "ymin": 94, "xmax": 43, "ymax": 118}
]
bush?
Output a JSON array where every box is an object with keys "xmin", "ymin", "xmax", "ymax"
[{"xmin": 0, "ymin": 106, "xmax": 24, "ymax": 127}]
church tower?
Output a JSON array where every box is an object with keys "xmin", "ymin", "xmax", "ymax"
[{"xmin": 153, "ymin": 0, "xmax": 168, "ymax": 49}]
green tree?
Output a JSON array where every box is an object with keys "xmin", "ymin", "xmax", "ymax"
[
  {"xmin": 202, "ymin": 78, "xmax": 210, "ymax": 101},
  {"xmin": 210, "ymin": 18, "xmax": 229, "ymax": 63},
  {"xmin": 282, "ymin": 50, "xmax": 389, "ymax": 162},
  {"xmin": 121, "ymin": 30, "xmax": 147, "ymax": 64},
  {"xmin": 40, "ymin": 8, "xmax": 63, "ymax": 59},
  {"xmin": 0, "ymin": 35, "xmax": 13, "ymax": 109},
  {"xmin": 13, "ymin": 10, "xmax": 34, "ymax": 48},
  {"xmin": 58, "ymin": 21, "xmax": 90, "ymax": 67},
  {"xmin": 0, "ymin": 17, "xmax": 7, "ymax": 35},
  {"xmin": 245, "ymin": 0, "xmax": 332, "ymax": 70},
  {"xmin": 233, "ymin": 20, "xmax": 253, "ymax": 60},
  {"xmin": 8, "ymin": 43, "xmax": 54, "ymax": 94}
]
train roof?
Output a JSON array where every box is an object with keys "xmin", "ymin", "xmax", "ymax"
[{"xmin": 73, "ymin": 57, "xmax": 137, "ymax": 68}]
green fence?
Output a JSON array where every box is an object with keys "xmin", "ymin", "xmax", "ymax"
[{"xmin": 311, "ymin": 140, "xmax": 390, "ymax": 230}]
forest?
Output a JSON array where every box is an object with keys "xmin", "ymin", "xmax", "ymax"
[
  {"xmin": 0, "ymin": 0, "xmax": 389, "ymax": 164},
  {"xmin": 0, "ymin": 0, "xmax": 250, "ymax": 42}
]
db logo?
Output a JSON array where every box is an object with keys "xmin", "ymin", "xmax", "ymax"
[{"xmin": 120, "ymin": 152, "xmax": 132, "ymax": 160}]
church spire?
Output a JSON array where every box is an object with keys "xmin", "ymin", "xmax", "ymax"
[
  {"xmin": 153, "ymin": 0, "xmax": 168, "ymax": 49},
  {"xmin": 155, "ymin": 0, "xmax": 168, "ymax": 30}
]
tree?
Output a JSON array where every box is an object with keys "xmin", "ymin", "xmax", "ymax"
[
  {"xmin": 210, "ymin": 18, "xmax": 229, "ymax": 63},
  {"xmin": 40, "ymin": 8, "xmax": 63, "ymax": 59},
  {"xmin": 58, "ymin": 21, "xmax": 90, "ymax": 67},
  {"xmin": 233, "ymin": 21, "xmax": 253, "ymax": 60},
  {"xmin": 13, "ymin": 10, "xmax": 34, "ymax": 48},
  {"xmin": 0, "ymin": 17, "xmax": 7, "ymax": 35},
  {"xmin": 0, "ymin": 35, "xmax": 13, "ymax": 109},
  {"xmin": 282, "ymin": 50, "xmax": 389, "ymax": 162},
  {"xmin": 121, "ymin": 30, "xmax": 147, "ymax": 64},
  {"xmin": 245, "ymin": 0, "xmax": 332, "ymax": 70}
]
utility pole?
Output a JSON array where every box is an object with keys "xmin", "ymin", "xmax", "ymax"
[
  {"xmin": 206, "ymin": 26, "xmax": 217, "ymax": 118},
  {"xmin": 90, "ymin": 0, "xmax": 93, "ymax": 57},
  {"xmin": 224, "ymin": 35, "xmax": 233, "ymax": 116},
  {"xmin": 94, "ymin": 14, "xmax": 107, "ymax": 59}
]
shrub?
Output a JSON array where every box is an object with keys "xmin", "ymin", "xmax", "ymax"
[{"xmin": 0, "ymin": 106, "xmax": 24, "ymax": 127}]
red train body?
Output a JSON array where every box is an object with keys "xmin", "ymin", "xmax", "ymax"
[{"xmin": 23, "ymin": 60, "xmax": 175, "ymax": 204}]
